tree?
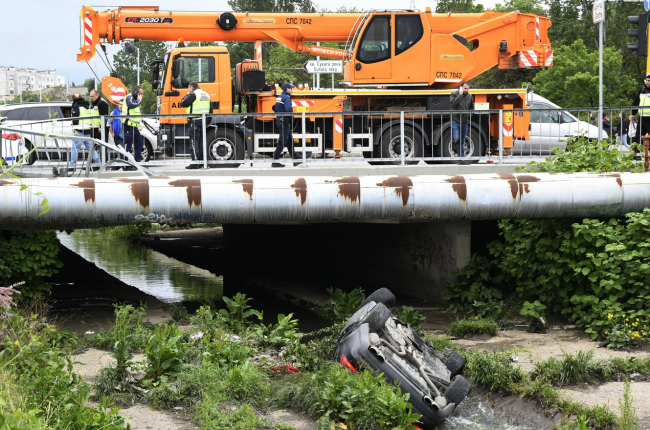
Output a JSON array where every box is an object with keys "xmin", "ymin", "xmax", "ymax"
[
  {"xmin": 435, "ymin": 0, "xmax": 485, "ymax": 13},
  {"xmin": 494, "ymin": 0, "xmax": 546, "ymax": 15},
  {"xmin": 140, "ymin": 81, "xmax": 157, "ymax": 114},
  {"xmin": 113, "ymin": 41, "xmax": 169, "ymax": 90},
  {"xmin": 82, "ymin": 78, "xmax": 96, "ymax": 93},
  {"xmin": 9, "ymin": 91, "xmax": 39, "ymax": 103},
  {"xmin": 43, "ymin": 85, "xmax": 69, "ymax": 102},
  {"xmin": 532, "ymin": 39, "xmax": 637, "ymax": 107}
]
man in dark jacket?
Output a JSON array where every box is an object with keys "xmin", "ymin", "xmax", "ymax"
[
  {"xmin": 273, "ymin": 83, "xmax": 301, "ymax": 167},
  {"xmin": 450, "ymin": 82, "xmax": 474, "ymax": 165},
  {"xmin": 89, "ymin": 89, "xmax": 110, "ymax": 142},
  {"xmin": 631, "ymin": 74, "xmax": 650, "ymax": 152}
]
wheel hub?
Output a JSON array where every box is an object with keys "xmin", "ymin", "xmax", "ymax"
[
  {"xmin": 210, "ymin": 139, "xmax": 234, "ymax": 160},
  {"xmin": 389, "ymin": 136, "xmax": 414, "ymax": 159},
  {"xmin": 448, "ymin": 135, "xmax": 474, "ymax": 158}
]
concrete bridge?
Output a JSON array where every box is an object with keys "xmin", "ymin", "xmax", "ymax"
[{"xmin": 3, "ymin": 170, "xmax": 649, "ymax": 300}]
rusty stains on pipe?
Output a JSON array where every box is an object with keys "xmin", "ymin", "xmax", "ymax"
[
  {"xmin": 335, "ymin": 176, "xmax": 360, "ymax": 203},
  {"xmin": 291, "ymin": 178, "xmax": 307, "ymax": 205},
  {"xmin": 377, "ymin": 176, "xmax": 413, "ymax": 206},
  {"xmin": 233, "ymin": 179, "xmax": 254, "ymax": 200},
  {"xmin": 169, "ymin": 179, "xmax": 201, "ymax": 207},
  {"xmin": 71, "ymin": 179, "xmax": 96, "ymax": 203},
  {"xmin": 117, "ymin": 178, "xmax": 149, "ymax": 208},
  {"xmin": 599, "ymin": 173, "xmax": 622, "ymax": 187},
  {"xmin": 497, "ymin": 173, "xmax": 518, "ymax": 199},
  {"xmin": 444, "ymin": 175, "xmax": 467, "ymax": 201}
]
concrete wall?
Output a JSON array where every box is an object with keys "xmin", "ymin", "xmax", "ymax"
[{"xmin": 223, "ymin": 221, "xmax": 471, "ymax": 302}]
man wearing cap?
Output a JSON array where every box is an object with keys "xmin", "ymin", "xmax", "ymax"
[
  {"xmin": 631, "ymin": 74, "xmax": 650, "ymax": 154},
  {"xmin": 273, "ymin": 83, "xmax": 301, "ymax": 167}
]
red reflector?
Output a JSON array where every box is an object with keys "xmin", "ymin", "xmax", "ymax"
[
  {"xmin": 413, "ymin": 426, "xmax": 422, "ymax": 430},
  {"xmin": 340, "ymin": 354, "xmax": 357, "ymax": 372},
  {"xmin": 1, "ymin": 133, "xmax": 21, "ymax": 141}
]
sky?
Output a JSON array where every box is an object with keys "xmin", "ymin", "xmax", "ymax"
[{"xmin": 0, "ymin": 0, "xmax": 500, "ymax": 86}]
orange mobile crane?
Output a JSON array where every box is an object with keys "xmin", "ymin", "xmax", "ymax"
[{"xmin": 78, "ymin": 6, "xmax": 552, "ymax": 163}]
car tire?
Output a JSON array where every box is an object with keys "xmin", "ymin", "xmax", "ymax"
[
  {"xmin": 444, "ymin": 351, "xmax": 466, "ymax": 377},
  {"xmin": 23, "ymin": 139, "xmax": 37, "ymax": 165},
  {"xmin": 207, "ymin": 127, "xmax": 244, "ymax": 168},
  {"xmin": 444, "ymin": 375, "xmax": 471, "ymax": 406},
  {"xmin": 363, "ymin": 302, "xmax": 392, "ymax": 332},
  {"xmin": 441, "ymin": 124, "xmax": 482, "ymax": 164},
  {"xmin": 130, "ymin": 139, "xmax": 153, "ymax": 162},
  {"xmin": 361, "ymin": 288, "xmax": 396, "ymax": 309},
  {"xmin": 379, "ymin": 125, "xmax": 423, "ymax": 165}
]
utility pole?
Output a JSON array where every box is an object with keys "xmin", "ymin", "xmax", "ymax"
[{"xmin": 593, "ymin": 0, "xmax": 604, "ymax": 140}]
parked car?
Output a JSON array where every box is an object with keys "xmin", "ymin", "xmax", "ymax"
[
  {"xmin": 512, "ymin": 94, "xmax": 608, "ymax": 155},
  {"xmin": 1, "ymin": 132, "xmax": 28, "ymax": 167},
  {"xmin": 334, "ymin": 288, "xmax": 471, "ymax": 429},
  {"xmin": 0, "ymin": 102, "xmax": 158, "ymax": 164}
]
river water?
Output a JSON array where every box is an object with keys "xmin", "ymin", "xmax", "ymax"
[{"xmin": 57, "ymin": 229, "xmax": 536, "ymax": 430}]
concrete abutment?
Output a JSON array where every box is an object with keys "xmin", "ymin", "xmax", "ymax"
[{"xmin": 223, "ymin": 221, "xmax": 472, "ymax": 302}]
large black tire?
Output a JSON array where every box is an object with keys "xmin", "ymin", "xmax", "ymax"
[
  {"xmin": 444, "ymin": 375, "xmax": 471, "ymax": 406},
  {"xmin": 23, "ymin": 139, "xmax": 37, "ymax": 165},
  {"xmin": 363, "ymin": 303, "xmax": 392, "ymax": 332},
  {"xmin": 207, "ymin": 127, "xmax": 244, "ymax": 168},
  {"xmin": 441, "ymin": 125, "xmax": 482, "ymax": 164},
  {"xmin": 361, "ymin": 288, "xmax": 396, "ymax": 309},
  {"xmin": 444, "ymin": 351, "xmax": 466, "ymax": 377},
  {"xmin": 379, "ymin": 126, "xmax": 423, "ymax": 165}
]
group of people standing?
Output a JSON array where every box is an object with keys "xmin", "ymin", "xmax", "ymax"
[{"xmin": 69, "ymin": 86, "xmax": 145, "ymax": 172}]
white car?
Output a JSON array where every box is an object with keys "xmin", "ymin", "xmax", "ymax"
[
  {"xmin": 1, "ymin": 131, "xmax": 29, "ymax": 166},
  {"xmin": 0, "ymin": 102, "xmax": 158, "ymax": 164},
  {"xmin": 512, "ymin": 94, "xmax": 607, "ymax": 155}
]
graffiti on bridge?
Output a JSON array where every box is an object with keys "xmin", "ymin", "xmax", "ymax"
[{"xmin": 404, "ymin": 233, "xmax": 455, "ymax": 276}]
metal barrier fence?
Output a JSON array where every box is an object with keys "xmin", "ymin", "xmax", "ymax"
[{"xmin": 2, "ymin": 105, "xmax": 647, "ymax": 175}]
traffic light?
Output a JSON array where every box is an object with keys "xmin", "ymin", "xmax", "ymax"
[{"xmin": 628, "ymin": 12, "xmax": 649, "ymax": 56}]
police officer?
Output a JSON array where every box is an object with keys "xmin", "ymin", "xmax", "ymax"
[
  {"xmin": 180, "ymin": 81, "xmax": 211, "ymax": 169},
  {"xmin": 122, "ymin": 85, "xmax": 144, "ymax": 171},
  {"xmin": 273, "ymin": 82, "xmax": 301, "ymax": 167},
  {"xmin": 631, "ymin": 74, "xmax": 650, "ymax": 157}
]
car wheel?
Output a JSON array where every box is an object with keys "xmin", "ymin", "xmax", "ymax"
[
  {"xmin": 441, "ymin": 125, "xmax": 482, "ymax": 164},
  {"xmin": 22, "ymin": 139, "xmax": 37, "ymax": 165},
  {"xmin": 130, "ymin": 139, "xmax": 152, "ymax": 162},
  {"xmin": 444, "ymin": 375, "xmax": 471, "ymax": 406},
  {"xmin": 362, "ymin": 302, "xmax": 392, "ymax": 332},
  {"xmin": 444, "ymin": 351, "xmax": 466, "ymax": 378},
  {"xmin": 207, "ymin": 128, "xmax": 244, "ymax": 168},
  {"xmin": 361, "ymin": 288, "xmax": 397, "ymax": 309},
  {"xmin": 380, "ymin": 126, "xmax": 423, "ymax": 165}
]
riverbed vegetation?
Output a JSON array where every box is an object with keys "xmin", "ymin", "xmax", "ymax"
[{"xmin": 446, "ymin": 138, "xmax": 650, "ymax": 349}]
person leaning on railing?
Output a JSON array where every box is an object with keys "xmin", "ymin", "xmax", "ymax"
[
  {"xmin": 631, "ymin": 74, "xmax": 650, "ymax": 158},
  {"xmin": 121, "ymin": 86, "xmax": 144, "ymax": 170},
  {"xmin": 70, "ymin": 93, "xmax": 100, "ymax": 172},
  {"xmin": 449, "ymin": 81, "xmax": 474, "ymax": 166}
]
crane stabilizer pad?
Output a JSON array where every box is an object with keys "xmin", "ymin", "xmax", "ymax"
[{"xmin": 218, "ymin": 12, "xmax": 238, "ymax": 31}]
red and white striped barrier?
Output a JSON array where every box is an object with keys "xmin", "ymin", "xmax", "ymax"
[
  {"xmin": 84, "ymin": 17, "xmax": 93, "ymax": 47},
  {"xmin": 519, "ymin": 50, "xmax": 537, "ymax": 67},
  {"xmin": 545, "ymin": 50, "xmax": 553, "ymax": 67},
  {"xmin": 255, "ymin": 41, "xmax": 262, "ymax": 61},
  {"xmin": 292, "ymin": 100, "xmax": 315, "ymax": 107},
  {"xmin": 335, "ymin": 119, "xmax": 343, "ymax": 133}
]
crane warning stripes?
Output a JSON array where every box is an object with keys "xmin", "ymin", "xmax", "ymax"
[
  {"xmin": 503, "ymin": 112, "xmax": 514, "ymax": 137},
  {"xmin": 519, "ymin": 50, "xmax": 538, "ymax": 67},
  {"xmin": 255, "ymin": 41, "xmax": 262, "ymax": 61},
  {"xmin": 545, "ymin": 50, "xmax": 553, "ymax": 66},
  {"xmin": 84, "ymin": 17, "xmax": 93, "ymax": 47},
  {"xmin": 335, "ymin": 119, "xmax": 343, "ymax": 133},
  {"xmin": 292, "ymin": 101, "xmax": 315, "ymax": 107},
  {"xmin": 536, "ymin": 17, "xmax": 540, "ymax": 42}
]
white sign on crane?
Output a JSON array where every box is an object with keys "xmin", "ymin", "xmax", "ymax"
[{"xmin": 303, "ymin": 61, "xmax": 343, "ymax": 74}]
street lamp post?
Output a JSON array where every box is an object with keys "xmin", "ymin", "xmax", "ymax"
[
  {"xmin": 124, "ymin": 41, "xmax": 141, "ymax": 85},
  {"xmin": 137, "ymin": 46, "xmax": 140, "ymax": 85}
]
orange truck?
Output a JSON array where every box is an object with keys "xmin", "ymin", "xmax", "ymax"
[{"xmin": 79, "ymin": 6, "xmax": 553, "ymax": 164}]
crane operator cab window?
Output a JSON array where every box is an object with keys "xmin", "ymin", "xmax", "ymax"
[
  {"xmin": 358, "ymin": 16, "xmax": 391, "ymax": 63},
  {"xmin": 395, "ymin": 15, "xmax": 423, "ymax": 55},
  {"xmin": 172, "ymin": 57, "xmax": 215, "ymax": 88}
]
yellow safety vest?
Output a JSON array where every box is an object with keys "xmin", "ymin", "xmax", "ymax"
[
  {"xmin": 640, "ymin": 93, "xmax": 650, "ymax": 117},
  {"xmin": 186, "ymin": 88, "xmax": 211, "ymax": 119},
  {"xmin": 78, "ymin": 106, "xmax": 100, "ymax": 128},
  {"xmin": 122, "ymin": 96, "xmax": 142, "ymax": 127}
]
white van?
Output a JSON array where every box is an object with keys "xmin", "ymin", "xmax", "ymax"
[{"xmin": 512, "ymin": 94, "xmax": 607, "ymax": 155}]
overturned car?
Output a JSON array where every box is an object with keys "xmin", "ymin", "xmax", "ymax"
[{"xmin": 334, "ymin": 288, "xmax": 471, "ymax": 428}]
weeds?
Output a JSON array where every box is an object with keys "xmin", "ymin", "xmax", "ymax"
[
  {"xmin": 446, "ymin": 318, "xmax": 498, "ymax": 338},
  {"xmin": 424, "ymin": 334, "xmax": 454, "ymax": 351},
  {"xmin": 396, "ymin": 305, "xmax": 426, "ymax": 334},
  {"xmin": 143, "ymin": 323, "xmax": 186, "ymax": 386},
  {"xmin": 319, "ymin": 287, "xmax": 365, "ymax": 323},
  {"xmin": 619, "ymin": 378, "xmax": 639, "ymax": 430},
  {"xmin": 219, "ymin": 292, "xmax": 263, "ymax": 332},
  {"xmin": 165, "ymin": 304, "xmax": 189, "ymax": 324},
  {"xmin": 464, "ymin": 351, "xmax": 525, "ymax": 393}
]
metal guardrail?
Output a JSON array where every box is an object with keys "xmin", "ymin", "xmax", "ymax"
[{"xmin": 2, "ymin": 105, "xmax": 647, "ymax": 176}]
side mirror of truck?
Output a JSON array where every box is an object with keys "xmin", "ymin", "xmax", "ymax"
[
  {"xmin": 171, "ymin": 78, "xmax": 180, "ymax": 88},
  {"xmin": 171, "ymin": 59, "xmax": 180, "ymax": 79}
]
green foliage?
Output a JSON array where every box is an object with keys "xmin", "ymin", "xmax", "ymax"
[
  {"xmin": 0, "ymin": 231, "xmax": 62, "ymax": 300},
  {"xmin": 197, "ymin": 398, "xmax": 288, "ymax": 430},
  {"xmin": 274, "ymin": 362, "xmax": 421, "ymax": 430},
  {"xmin": 517, "ymin": 136, "xmax": 643, "ymax": 174},
  {"xmin": 226, "ymin": 361, "xmax": 270, "ymax": 407},
  {"xmin": 520, "ymin": 300, "xmax": 547, "ymax": 332},
  {"xmin": 464, "ymin": 351, "xmax": 525, "ymax": 393},
  {"xmin": 435, "ymin": 0, "xmax": 484, "ymax": 13},
  {"xmin": 113, "ymin": 41, "xmax": 169, "ymax": 91},
  {"xmin": 531, "ymin": 350, "xmax": 596, "ymax": 386},
  {"xmin": 88, "ymin": 303, "xmax": 152, "ymax": 350},
  {"xmin": 424, "ymin": 334, "xmax": 454, "ymax": 351},
  {"xmin": 286, "ymin": 323, "xmax": 344, "ymax": 372},
  {"xmin": 143, "ymin": 323, "xmax": 186, "ymax": 386},
  {"xmin": 319, "ymin": 287, "xmax": 365, "ymax": 323},
  {"xmin": 602, "ymin": 313, "xmax": 649, "ymax": 349},
  {"xmin": 619, "ymin": 378, "xmax": 639, "ymax": 430},
  {"xmin": 219, "ymin": 292, "xmax": 263, "ymax": 332},
  {"xmin": 165, "ymin": 304, "xmax": 189, "ymax": 323},
  {"xmin": 190, "ymin": 304, "xmax": 225, "ymax": 337},
  {"xmin": 533, "ymin": 39, "xmax": 637, "ymax": 108},
  {"xmin": 395, "ymin": 306, "xmax": 426, "ymax": 334},
  {"xmin": 446, "ymin": 318, "xmax": 498, "ymax": 338},
  {"xmin": 251, "ymin": 313, "xmax": 303, "ymax": 348}
]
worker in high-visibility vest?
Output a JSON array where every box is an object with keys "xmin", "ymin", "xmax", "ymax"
[
  {"xmin": 631, "ymin": 74, "xmax": 650, "ymax": 159},
  {"xmin": 180, "ymin": 81, "xmax": 211, "ymax": 169},
  {"xmin": 89, "ymin": 89, "xmax": 110, "ymax": 142},
  {"xmin": 122, "ymin": 85, "xmax": 144, "ymax": 170},
  {"xmin": 70, "ymin": 93, "xmax": 100, "ymax": 171}
]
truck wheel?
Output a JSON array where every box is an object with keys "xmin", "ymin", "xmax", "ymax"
[
  {"xmin": 444, "ymin": 375, "xmax": 471, "ymax": 406},
  {"xmin": 380, "ymin": 126, "xmax": 423, "ymax": 165},
  {"xmin": 23, "ymin": 139, "xmax": 37, "ymax": 165},
  {"xmin": 441, "ymin": 126, "xmax": 482, "ymax": 164},
  {"xmin": 362, "ymin": 303, "xmax": 392, "ymax": 332},
  {"xmin": 444, "ymin": 351, "xmax": 466, "ymax": 377},
  {"xmin": 207, "ymin": 128, "xmax": 244, "ymax": 168},
  {"xmin": 361, "ymin": 288, "xmax": 397, "ymax": 309}
]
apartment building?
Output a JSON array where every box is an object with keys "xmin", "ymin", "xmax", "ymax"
[{"xmin": 0, "ymin": 67, "xmax": 66, "ymax": 101}]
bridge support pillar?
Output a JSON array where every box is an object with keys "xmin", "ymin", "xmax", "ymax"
[{"xmin": 223, "ymin": 221, "xmax": 471, "ymax": 302}]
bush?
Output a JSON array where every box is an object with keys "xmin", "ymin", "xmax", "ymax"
[
  {"xmin": 464, "ymin": 351, "xmax": 525, "ymax": 393},
  {"xmin": 446, "ymin": 318, "xmax": 498, "ymax": 338},
  {"xmin": 274, "ymin": 362, "xmax": 421, "ymax": 430},
  {"xmin": 88, "ymin": 304, "xmax": 152, "ymax": 350},
  {"xmin": 219, "ymin": 293, "xmax": 263, "ymax": 332},
  {"xmin": 395, "ymin": 306, "xmax": 426, "ymax": 334},
  {"xmin": 143, "ymin": 323, "xmax": 187, "ymax": 386},
  {"xmin": 165, "ymin": 304, "xmax": 189, "ymax": 324},
  {"xmin": 319, "ymin": 287, "xmax": 365, "ymax": 323},
  {"xmin": 225, "ymin": 361, "xmax": 270, "ymax": 407}
]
